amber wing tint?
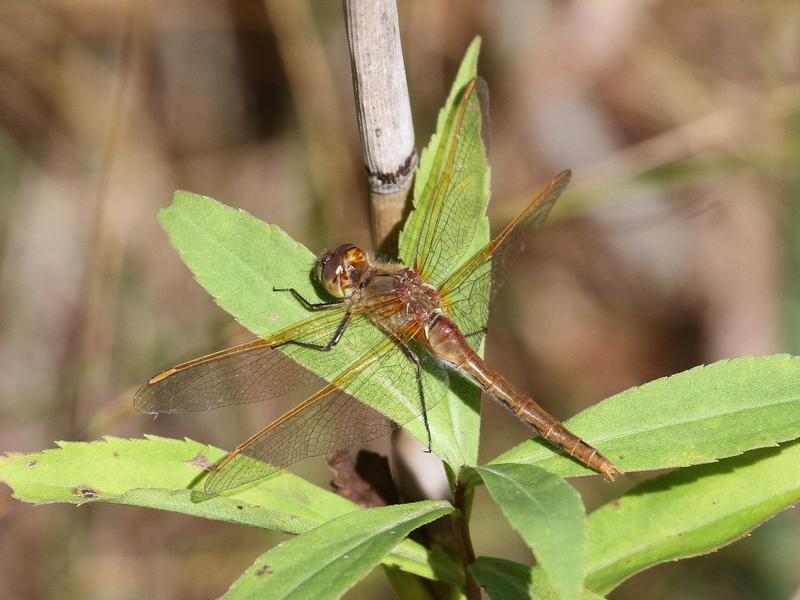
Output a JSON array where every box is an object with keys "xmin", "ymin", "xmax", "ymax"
[
  {"xmin": 135, "ymin": 303, "xmax": 450, "ymax": 494},
  {"xmin": 438, "ymin": 170, "xmax": 571, "ymax": 349},
  {"xmin": 203, "ymin": 329, "xmax": 449, "ymax": 494},
  {"xmin": 412, "ymin": 79, "xmax": 490, "ymax": 288}
]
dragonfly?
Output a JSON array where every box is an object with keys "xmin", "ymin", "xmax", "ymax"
[{"xmin": 134, "ymin": 79, "xmax": 623, "ymax": 494}]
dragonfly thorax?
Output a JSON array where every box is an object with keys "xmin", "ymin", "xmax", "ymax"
[{"xmin": 392, "ymin": 268, "xmax": 443, "ymax": 325}]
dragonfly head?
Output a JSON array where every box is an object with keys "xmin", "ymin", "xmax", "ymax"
[{"xmin": 316, "ymin": 244, "xmax": 370, "ymax": 299}]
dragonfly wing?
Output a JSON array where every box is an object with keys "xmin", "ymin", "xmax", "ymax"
[
  {"xmin": 442, "ymin": 261, "xmax": 492, "ymax": 351},
  {"xmin": 409, "ymin": 78, "xmax": 490, "ymax": 287},
  {"xmin": 134, "ymin": 305, "xmax": 373, "ymax": 414},
  {"xmin": 439, "ymin": 170, "xmax": 571, "ymax": 348},
  {"xmin": 204, "ymin": 331, "xmax": 449, "ymax": 494}
]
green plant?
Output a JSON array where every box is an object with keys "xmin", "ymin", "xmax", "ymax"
[{"xmin": 2, "ymin": 38, "xmax": 800, "ymax": 600}]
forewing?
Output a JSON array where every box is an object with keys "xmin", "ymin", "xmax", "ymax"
[
  {"xmin": 204, "ymin": 332, "xmax": 449, "ymax": 494},
  {"xmin": 410, "ymin": 79, "xmax": 490, "ymax": 287},
  {"xmin": 439, "ymin": 170, "xmax": 571, "ymax": 348},
  {"xmin": 134, "ymin": 306, "xmax": 361, "ymax": 414}
]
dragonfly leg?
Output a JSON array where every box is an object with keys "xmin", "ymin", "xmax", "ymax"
[
  {"xmin": 394, "ymin": 340, "xmax": 432, "ymax": 453},
  {"xmin": 277, "ymin": 312, "xmax": 352, "ymax": 352},
  {"xmin": 273, "ymin": 286, "xmax": 343, "ymax": 310}
]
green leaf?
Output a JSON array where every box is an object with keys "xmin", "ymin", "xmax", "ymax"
[
  {"xmin": 159, "ymin": 190, "xmax": 334, "ymax": 340},
  {"xmin": 493, "ymin": 355, "xmax": 800, "ymax": 477},
  {"xmin": 160, "ymin": 190, "xmax": 458, "ymax": 468},
  {"xmin": 219, "ymin": 500, "xmax": 453, "ymax": 600},
  {"xmin": 0, "ymin": 436, "xmax": 344, "ymax": 531},
  {"xmin": 382, "ymin": 565, "xmax": 437, "ymax": 600},
  {"xmin": 397, "ymin": 34, "xmax": 488, "ymax": 470},
  {"xmin": 585, "ymin": 439, "xmax": 800, "ymax": 594},
  {"xmin": 475, "ymin": 464, "xmax": 585, "ymax": 600},
  {"xmin": 470, "ymin": 557, "xmax": 604, "ymax": 600},
  {"xmin": 0, "ymin": 436, "xmax": 460, "ymax": 585}
]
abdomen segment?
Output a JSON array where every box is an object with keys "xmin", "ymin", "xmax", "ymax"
[{"xmin": 425, "ymin": 316, "xmax": 623, "ymax": 480}]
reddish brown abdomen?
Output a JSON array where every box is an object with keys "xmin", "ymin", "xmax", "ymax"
[{"xmin": 425, "ymin": 316, "xmax": 622, "ymax": 480}]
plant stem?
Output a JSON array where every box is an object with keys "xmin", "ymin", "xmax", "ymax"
[
  {"xmin": 342, "ymin": 0, "xmax": 417, "ymax": 253},
  {"xmin": 453, "ymin": 479, "xmax": 481, "ymax": 600},
  {"xmin": 342, "ymin": 4, "xmax": 434, "ymax": 598}
]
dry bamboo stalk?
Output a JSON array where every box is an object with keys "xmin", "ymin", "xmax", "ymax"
[{"xmin": 343, "ymin": 0, "xmax": 417, "ymax": 251}]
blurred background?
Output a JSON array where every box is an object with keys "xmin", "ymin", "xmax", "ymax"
[{"xmin": 1, "ymin": 1, "xmax": 799, "ymax": 598}]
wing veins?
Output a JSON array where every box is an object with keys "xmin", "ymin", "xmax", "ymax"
[
  {"xmin": 133, "ymin": 298, "xmax": 402, "ymax": 415},
  {"xmin": 414, "ymin": 79, "xmax": 479, "ymax": 280},
  {"xmin": 440, "ymin": 169, "xmax": 571, "ymax": 300},
  {"xmin": 204, "ymin": 322, "xmax": 426, "ymax": 493}
]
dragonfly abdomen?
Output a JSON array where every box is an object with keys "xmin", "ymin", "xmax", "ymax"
[{"xmin": 426, "ymin": 315, "xmax": 622, "ymax": 481}]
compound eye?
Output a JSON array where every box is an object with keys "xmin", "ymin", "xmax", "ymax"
[
  {"xmin": 315, "ymin": 250, "xmax": 332, "ymax": 286},
  {"xmin": 317, "ymin": 244, "xmax": 355, "ymax": 298}
]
